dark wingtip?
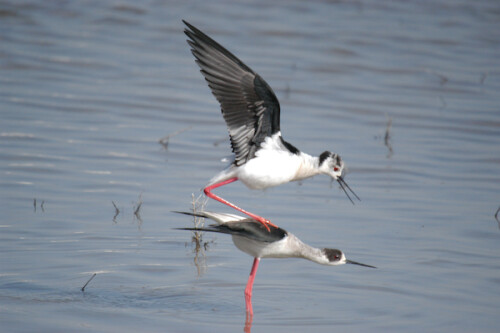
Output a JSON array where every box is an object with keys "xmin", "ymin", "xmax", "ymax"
[
  {"xmin": 182, "ymin": 20, "xmax": 208, "ymax": 39},
  {"xmin": 182, "ymin": 19, "xmax": 193, "ymax": 29},
  {"xmin": 172, "ymin": 211, "xmax": 207, "ymax": 219},
  {"xmin": 172, "ymin": 210, "xmax": 192, "ymax": 216},
  {"xmin": 182, "ymin": 20, "xmax": 201, "ymax": 40}
]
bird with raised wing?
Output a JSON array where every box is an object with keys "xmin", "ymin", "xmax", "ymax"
[{"xmin": 183, "ymin": 21, "xmax": 359, "ymax": 230}]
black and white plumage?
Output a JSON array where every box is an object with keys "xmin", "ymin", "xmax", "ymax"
[
  {"xmin": 183, "ymin": 21, "xmax": 359, "ymax": 229},
  {"xmin": 184, "ymin": 20, "xmax": 282, "ymax": 167},
  {"xmin": 176, "ymin": 211, "xmax": 375, "ymax": 316},
  {"xmin": 176, "ymin": 211, "xmax": 374, "ymax": 266}
]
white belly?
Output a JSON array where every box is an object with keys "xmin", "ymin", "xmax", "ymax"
[
  {"xmin": 237, "ymin": 151, "xmax": 302, "ymax": 190},
  {"xmin": 232, "ymin": 235, "xmax": 294, "ymax": 258},
  {"xmin": 208, "ymin": 133, "xmax": 317, "ymax": 190}
]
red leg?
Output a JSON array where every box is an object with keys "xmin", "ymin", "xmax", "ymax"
[
  {"xmin": 204, "ymin": 178, "xmax": 278, "ymax": 231},
  {"xmin": 244, "ymin": 258, "xmax": 260, "ymax": 317}
]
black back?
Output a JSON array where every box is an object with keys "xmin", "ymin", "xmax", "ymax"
[{"xmin": 178, "ymin": 221, "xmax": 287, "ymax": 243}]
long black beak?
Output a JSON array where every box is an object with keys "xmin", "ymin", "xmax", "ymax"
[
  {"xmin": 346, "ymin": 259, "xmax": 376, "ymax": 268},
  {"xmin": 337, "ymin": 176, "xmax": 361, "ymax": 204}
]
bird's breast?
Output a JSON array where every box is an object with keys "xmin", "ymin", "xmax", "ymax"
[
  {"xmin": 232, "ymin": 235, "xmax": 291, "ymax": 258},
  {"xmin": 237, "ymin": 152, "xmax": 302, "ymax": 190},
  {"xmin": 232, "ymin": 236, "xmax": 268, "ymax": 258}
]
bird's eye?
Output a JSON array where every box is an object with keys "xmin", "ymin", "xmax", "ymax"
[
  {"xmin": 334, "ymin": 255, "xmax": 339, "ymax": 260},
  {"xmin": 334, "ymin": 167, "xmax": 339, "ymax": 172}
]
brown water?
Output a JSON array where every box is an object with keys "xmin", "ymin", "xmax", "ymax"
[{"xmin": 1, "ymin": 0, "xmax": 500, "ymax": 332}]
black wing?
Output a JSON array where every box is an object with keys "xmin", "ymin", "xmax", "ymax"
[
  {"xmin": 183, "ymin": 20, "xmax": 281, "ymax": 166},
  {"xmin": 177, "ymin": 221, "xmax": 287, "ymax": 243}
]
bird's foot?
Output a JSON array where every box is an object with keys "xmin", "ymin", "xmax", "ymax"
[{"xmin": 255, "ymin": 216, "xmax": 278, "ymax": 232}]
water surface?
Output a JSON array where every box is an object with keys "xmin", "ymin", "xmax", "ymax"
[{"xmin": 1, "ymin": 0, "xmax": 500, "ymax": 332}]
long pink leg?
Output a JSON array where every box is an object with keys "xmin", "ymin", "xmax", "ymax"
[
  {"xmin": 244, "ymin": 258, "xmax": 260, "ymax": 318},
  {"xmin": 203, "ymin": 178, "xmax": 278, "ymax": 230}
]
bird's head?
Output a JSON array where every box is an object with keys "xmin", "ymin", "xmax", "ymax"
[
  {"xmin": 322, "ymin": 248, "xmax": 376, "ymax": 268},
  {"xmin": 318, "ymin": 151, "xmax": 344, "ymax": 180},
  {"xmin": 321, "ymin": 248, "xmax": 346, "ymax": 266},
  {"xmin": 318, "ymin": 151, "xmax": 360, "ymax": 204}
]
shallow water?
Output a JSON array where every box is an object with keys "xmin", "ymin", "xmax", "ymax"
[{"xmin": 1, "ymin": 0, "xmax": 500, "ymax": 332}]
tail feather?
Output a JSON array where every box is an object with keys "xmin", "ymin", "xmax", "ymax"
[
  {"xmin": 172, "ymin": 211, "xmax": 207, "ymax": 219},
  {"xmin": 173, "ymin": 226, "xmax": 238, "ymax": 237},
  {"xmin": 173, "ymin": 210, "xmax": 250, "ymax": 224}
]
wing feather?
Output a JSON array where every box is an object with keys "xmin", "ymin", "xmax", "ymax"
[{"xmin": 184, "ymin": 20, "xmax": 281, "ymax": 166}]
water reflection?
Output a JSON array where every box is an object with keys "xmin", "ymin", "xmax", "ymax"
[
  {"xmin": 132, "ymin": 193, "xmax": 143, "ymax": 227},
  {"xmin": 158, "ymin": 126, "xmax": 192, "ymax": 151},
  {"xmin": 109, "ymin": 195, "xmax": 144, "ymax": 227},
  {"xmin": 185, "ymin": 194, "xmax": 211, "ymax": 277},
  {"xmin": 244, "ymin": 309, "xmax": 253, "ymax": 333},
  {"xmin": 191, "ymin": 231, "xmax": 208, "ymax": 277},
  {"xmin": 33, "ymin": 198, "xmax": 46, "ymax": 212},
  {"xmin": 2, "ymin": 0, "xmax": 500, "ymax": 331}
]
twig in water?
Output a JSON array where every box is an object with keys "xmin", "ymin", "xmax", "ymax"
[
  {"xmin": 133, "ymin": 193, "xmax": 143, "ymax": 226},
  {"xmin": 495, "ymin": 206, "xmax": 500, "ymax": 229},
  {"xmin": 191, "ymin": 193, "xmax": 208, "ymax": 229},
  {"xmin": 213, "ymin": 136, "xmax": 228, "ymax": 147},
  {"xmin": 423, "ymin": 68, "xmax": 448, "ymax": 86},
  {"xmin": 134, "ymin": 197, "xmax": 142, "ymax": 216},
  {"xmin": 158, "ymin": 126, "xmax": 192, "ymax": 150},
  {"xmin": 190, "ymin": 193, "xmax": 205, "ymax": 247},
  {"xmin": 134, "ymin": 202, "xmax": 142, "ymax": 216},
  {"xmin": 189, "ymin": 193, "xmax": 210, "ymax": 276},
  {"xmin": 384, "ymin": 116, "xmax": 393, "ymax": 158},
  {"xmin": 81, "ymin": 273, "xmax": 97, "ymax": 292},
  {"xmin": 112, "ymin": 201, "xmax": 120, "ymax": 223},
  {"xmin": 33, "ymin": 198, "xmax": 45, "ymax": 212},
  {"xmin": 480, "ymin": 72, "xmax": 488, "ymax": 85}
]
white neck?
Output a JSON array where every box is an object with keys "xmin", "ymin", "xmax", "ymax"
[
  {"xmin": 287, "ymin": 234, "xmax": 329, "ymax": 265},
  {"xmin": 293, "ymin": 153, "xmax": 322, "ymax": 181}
]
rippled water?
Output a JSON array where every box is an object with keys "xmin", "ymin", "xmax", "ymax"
[{"xmin": 1, "ymin": 0, "xmax": 500, "ymax": 332}]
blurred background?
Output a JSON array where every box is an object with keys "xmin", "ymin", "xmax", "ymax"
[{"xmin": 1, "ymin": 0, "xmax": 499, "ymax": 332}]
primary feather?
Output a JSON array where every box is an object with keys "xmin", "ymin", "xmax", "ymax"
[{"xmin": 184, "ymin": 20, "xmax": 281, "ymax": 166}]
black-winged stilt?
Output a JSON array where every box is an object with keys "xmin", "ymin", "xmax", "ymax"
[
  {"xmin": 176, "ymin": 211, "xmax": 375, "ymax": 317},
  {"xmin": 183, "ymin": 21, "xmax": 359, "ymax": 230}
]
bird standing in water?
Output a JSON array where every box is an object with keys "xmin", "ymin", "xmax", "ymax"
[
  {"xmin": 184, "ymin": 21, "xmax": 359, "ymax": 230},
  {"xmin": 176, "ymin": 211, "xmax": 375, "ymax": 317}
]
